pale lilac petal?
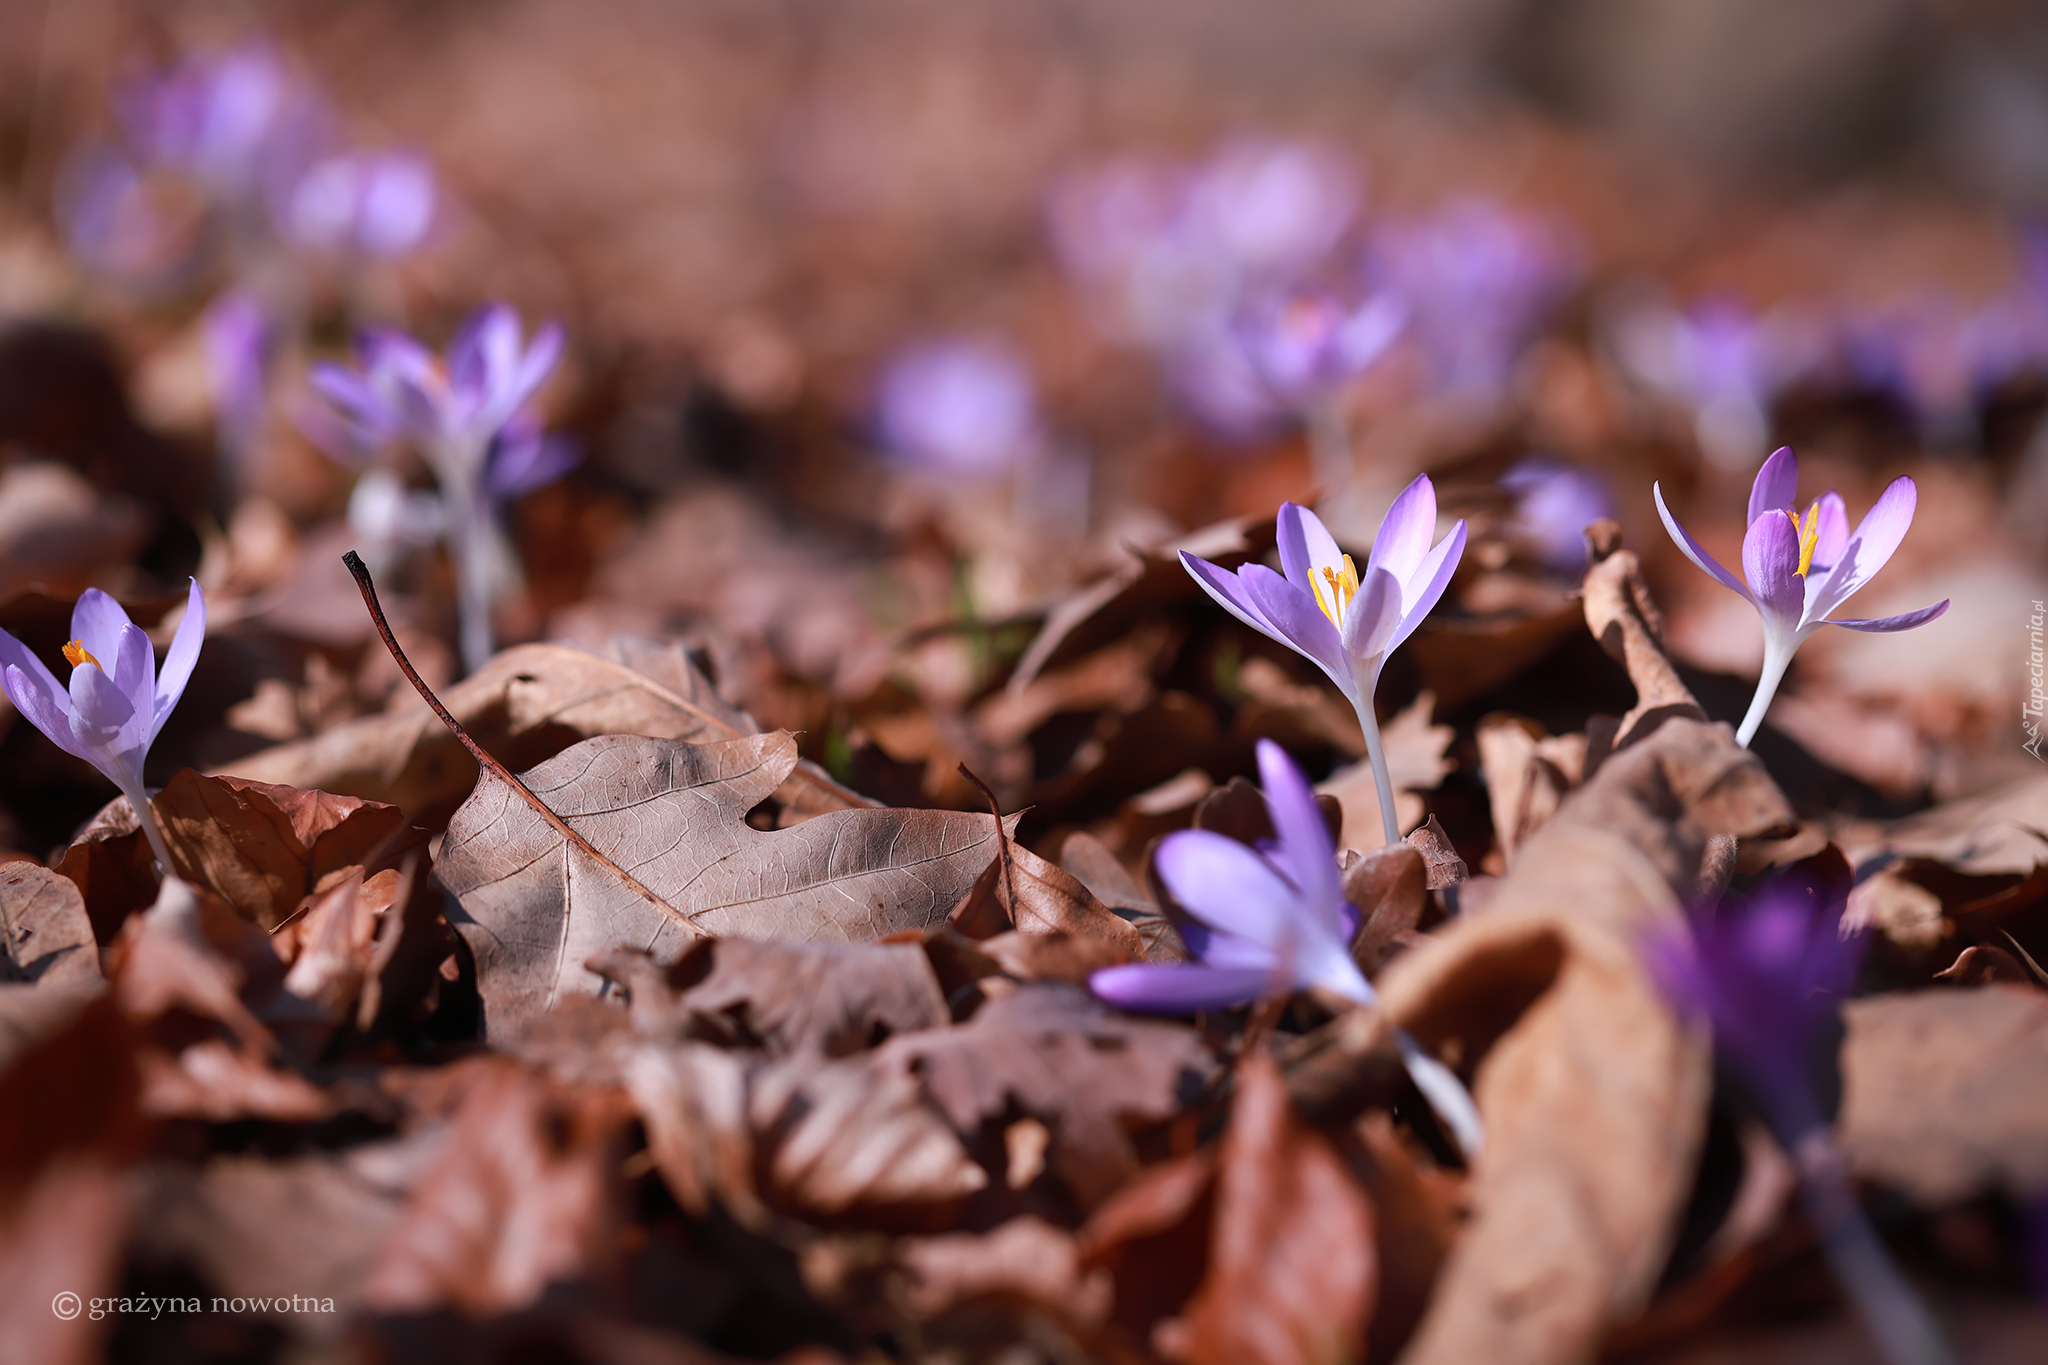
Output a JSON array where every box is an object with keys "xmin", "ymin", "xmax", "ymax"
[
  {"xmin": 0, "ymin": 630, "xmax": 66, "ymax": 710},
  {"xmin": 68, "ymin": 658, "xmax": 135, "ymax": 748},
  {"xmin": 1255, "ymin": 739, "xmax": 1343, "ymax": 936},
  {"xmin": 1655, "ymin": 482, "xmax": 1752, "ymax": 603},
  {"xmin": 150, "ymin": 579, "xmax": 206, "ymax": 742},
  {"xmin": 511, "ymin": 322, "xmax": 565, "ymax": 410},
  {"xmin": 1154, "ymin": 828, "xmax": 1306, "ymax": 952},
  {"xmin": 1743, "ymin": 510, "xmax": 1804, "ymax": 625},
  {"xmin": 1237, "ymin": 564, "xmax": 1351, "ymax": 684},
  {"xmin": 1824, "ymin": 600, "xmax": 1948, "ymax": 633},
  {"xmin": 1275, "ymin": 501, "xmax": 1344, "ymax": 596},
  {"xmin": 1182, "ymin": 551, "xmax": 1281, "ymax": 638},
  {"xmin": 1809, "ymin": 491, "xmax": 1848, "ymax": 573},
  {"xmin": 1179, "ymin": 924, "xmax": 1284, "ymax": 972},
  {"xmin": 450, "ymin": 304, "xmax": 517, "ymax": 406},
  {"xmin": 1090, "ymin": 963, "xmax": 1282, "ymax": 1014},
  {"xmin": 1747, "ymin": 446, "xmax": 1799, "ymax": 525},
  {"xmin": 1340, "ymin": 564, "xmax": 1403, "ymax": 661},
  {"xmin": 6, "ymin": 665, "xmax": 92, "ymax": 765},
  {"xmin": 1366, "ymin": 474, "xmax": 1436, "ymax": 586},
  {"xmin": 1813, "ymin": 477, "xmax": 1917, "ymax": 617},
  {"xmin": 70, "ymin": 589, "xmax": 134, "ymax": 664},
  {"xmin": 105, "ymin": 623, "xmax": 155, "ymax": 753},
  {"xmin": 1387, "ymin": 519, "xmax": 1468, "ymax": 655}
]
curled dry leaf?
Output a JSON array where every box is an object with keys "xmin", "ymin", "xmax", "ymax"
[
  {"xmin": 947, "ymin": 820, "xmax": 1145, "ymax": 973},
  {"xmin": 596, "ymin": 936, "xmax": 949, "ymax": 1057},
  {"xmin": 1476, "ymin": 715, "xmax": 1587, "ymax": 869},
  {"xmin": 1367, "ymin": 716, "xmax": 1792, "ymax": 1365},
  {"xmin": 1173, "ymin": 1050, "xmax": 1377, "ymax": 1365},
  {"xmin": 440, "ymin": 731, "xmax": 1010, "ymax": 1037},
  {"xmin": 359, "ymin": 1058, "xmax": 633, "ymax": 1316},
  {"xmin": 0, "ymin": 862, "xmax": 100, "ymax": 986},
  {"xmin": 221, "ymin": 640, "xmax": 869, "ymax": 827},
  {"xmin": 1835, "ymin": 984, "xmax": 2048, "ymax": 1203},
  {"xmin": 1581, "ymin": 523, "xmax": 1707, "ymax": 772},
  {"xmin": 1342, "ymin": 844, "xmax": 1426, "ymax": 976}
]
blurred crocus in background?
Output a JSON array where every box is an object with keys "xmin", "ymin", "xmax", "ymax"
[
  {"xmin": 1651, "ymin": 881, "xmax": 1951, "ymax": 1365},
  {"xmin": 310, "ymin": 304, "xmax": 569, "ymax": 673},
  {"xmin": 0, "ymin": 584, "xmax": 206, "ymax": 872},
  {"xmin": 1229, "ymin": 286, "xmax": 1406, "ymax": 491},
  {"xmin": 876, "ymin": 338, "xmax": 1043, "ymax": 479},
  {"xmin": 1654, "ymin": 446, "xmax": 1948, "ymax": 747},
  {"xmin": 1182, "ymin": 483, "xmax": 1466, "ymax": 846},
  {"xmin": 1093, "ymin": 738, "xmax": 1482, "ymax": 1157},
  {"xmin": 1608, "ymin": 295, "xmax": 1819, "ymax": 473},
  {"xmin": 1500, "ymin": 456, "xmax": 1613, "ymax": 574}
]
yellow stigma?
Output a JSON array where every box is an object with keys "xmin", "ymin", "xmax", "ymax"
[
  {"xmin": 62, "ymin": 640, "xmax": 102, "ymax": 671},
  {"xmin": 1311, "ymin": 553, "xmax": 1360, "ymax": 627},
  {"xmin": 1783, "ymin": 504, "xmax": 1820, "ymax": 577}
]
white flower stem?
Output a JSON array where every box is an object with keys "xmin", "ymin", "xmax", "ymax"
[
  {"xmin": 1735, "ymin": 634, "xmax": 1797, "ymax": 748},
  {"xmin": 117, "ymin": 776, "xmax": 172, "ymax": 874},
  {"xmin": 1351, "ymin": 691, "xmax": 1404, "ymax": 847},
  {"xmin": 434, "ymin": 451, "xmax": 497, "ymax": 677},
  {"xmin": 1791, "ymin": 1129, "xmax": 1953, "ymax": 1365}
]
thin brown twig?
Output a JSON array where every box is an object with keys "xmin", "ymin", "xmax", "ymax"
[
  {"xmin": 956, "ymin": 762, "xmax": 1018, "ymax": 915},
  {"xmin": 342, "ymin": 551, "xmax": 686, "ymax": 927}
]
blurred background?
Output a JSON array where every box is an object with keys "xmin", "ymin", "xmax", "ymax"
[{"xmin": 1, "ymin": 0, "xmax": 2046, "ymax": 858}]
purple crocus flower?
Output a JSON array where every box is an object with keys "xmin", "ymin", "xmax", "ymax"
[
  {"xmin": 1501, "ymin": 457, "xmax": 1613, "ymax": 573},
  {"xmin": 0, "ymin": 583, "xmax": 206, "ymax": 871},
  {"xmin": 310, "ymin": 304, "xmax": 566, "ymax": 672},
  {"xmin": 1182, "ymin": 483, "xmax": 1466, "ymax": 844},
  {"xmin": 203, "ymin": 290, "xmax": 273, "ymax": 472},
  {"xmin": 1650, "ymin": 885, "xmax": 1951, "ymax": 1365},
  {"xmin": 1654, "ymin": 447, "xmax": 1949, "ymax": 747},
  {"xmin": 1608, "ymin": 295, "xmax": 1819, "ymax": 471},
  {"xmin": 283, "ymin": 150, "xmax": 436, "ymax": 257},
  {"xmin": 1232, "ymin": 288, "xmax": 1406, "ymax": 409},
  {"xmin": 875, "ymin": 339, "xmax": 1041, "ymax": 477},
  {"xmin": 119, "ymin": 44, "xmax": 312, "ymax": 202},
  {"xmin": 1093, "ymin": 740, "xmax": 1483, "ymax": 1156}
]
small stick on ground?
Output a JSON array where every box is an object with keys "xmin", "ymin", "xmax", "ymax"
[{"xmin": 342, "ymin": 550, "xmax": 684, "ymax": 928}]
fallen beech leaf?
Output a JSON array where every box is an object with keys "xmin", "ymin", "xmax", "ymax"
[
  {"xmin": 1370, "ymin": 717, "xmax": 1791, "ymax": 1365},
  {"xmin": 359, "ymin": 1059, "xmax": 632, "ymax": 1315},
  {"xmin": 1405, "ymin": 815, "xmax": 1469, "ymax": 890},
  {"xmin": 1835, "ymin": 985, "xmax": 2048, "ymax": 1203},
  {"xmin": 1835, "ymin": 774, "xmax": 2048, "ymax": 880},
  {"xmin": 892, "ymin": 1215, "xmax": 1109, "ymax": 1323},
  {"xmin": 439, "ymin": 731, "xmax": 1012, "ymax": 1036},
  {"xmin": 219, "ymin": 639, "xmax": 870, "ymax": 826},
  {"xmin": 155, "ymin": 770, "xmax": 412, "ymax": 931},
  {"xmin": 1342, "ymin": 845, "xmax": 1426, "ymax": 975},
  {"xmin": 621, "ymin": 1039, "xmax": 761, "ymax": 1223},
  {"xmin": 1077, "ymin": 1148, "xmax": 1219, "ymax": 1350},
  {"xmin": 595, "ymin": 936, "xmax": 949, "ymax": 1057},
  {"xmin": 1477, "ymin": 715, "xmax": 1585, "ymax": 868},
  {"xmin": 1176, "ymin": 1050, "xmax": 1377, "ymax": 1365},
  {"xmin": 947, "ymin": 822, "xmax": 1144, "ymax": 966},
  {"xmin": 0, "ymin": 863, "xmax": 99, "ymax": 986}
]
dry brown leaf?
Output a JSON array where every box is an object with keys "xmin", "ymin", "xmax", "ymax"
[
  {"xmin": 1342, "ymin": 844, "xmax": 1427, "ymax": 976},
  {"xmin": 437, "ymin": 730, "xmax": 1012, "ymax": 1037},
  {"xmin": 1175, "ymin": 1050, "xmax": 1377, "ymax": 1365},
  {"xmin": 596, "ymin": 935, "xmax": 950, "ymax": 1057},
  {"xmin": 0, "ymin": 862, "xmax": 99, "ymax": 986},
  {"xmin": 1368, "ymin": 716, "xmax": 1792, "ymax": 1365},
  {"xmin": 1477, "ymin": 715, "xmax": 1586, "ymax": 869},
  {"xmin": 1077, "ymin": 1147, "xmax": 1219, "ymax": 1352},
  {"xmin": 621, "ymin": 1039, "xmax": 761, "ymax": 1222},
  {"xmin": 947, "ymin": 823, "xmax": 1145, "ymax": 966},
  {"xmin": 359, "ymin": 1059, "xmax": 632, "ymax": 1315},
  {"xmin": 1834, "ymin": 774, "xmax": 2048, "ymax": 879},
  {"xmin": 219, "ymin": 639, "xmax": 869, "ymax": 826},
  {"xmin": 1835, "ymin": 985, "xmax": 2048, "ymax": 1203},
  {"xmin": 891, "ymin": 1215, "xmax": 1109, "ymax": 1324}
]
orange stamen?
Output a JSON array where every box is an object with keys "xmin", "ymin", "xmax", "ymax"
[{"xmin": 62, "ymin": 640, "xmax": 102, "ymax": 671}]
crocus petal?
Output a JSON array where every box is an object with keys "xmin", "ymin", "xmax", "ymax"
[
  {"xmin": 1811, "ymin": 477, "xmax": 1917, "ymax": 617},
  {"xmin": 1340, "ymin": 564, "xmax": 1403, "ymax": 662},
  {"xmin": 68, "ymin": 657, "xmax": 135, "ymax": 749},
  {"xmin": 0, "ymin": 630, "xmax": 67, "ymax": 711},
  {"xmin": 1237, "ymin": 564, "xmax": 1353, "ymax": 687},
  {"xmin": 1809, "ymin": 491, "xmax": 1848, "ymax": 573},
  {"xmin": 1747, "ymin": 446, "xmax": 1799, "ymax": 525},
  {"xmin": 307, "ymin": 363, "xmax": 390, "ymax": 432},
  {"xmin": 1742, "ymin": 510, "xmax": 1804, "ymax": 625},
  {"xmin": 1154, "ymin": 828, "xmax": 1311, "ymax": 953},
  {"xmin": 450, "ymin": 304, "xmax": 518, "ymax": 407},
  {"xmin": 1275, "ymin": 501, "xmax": 1345, "ymax": 597},
  {"xmin": 150, "ymin": 578, "xmax": 206, "ymax": 742},
  {"xmin": 1387, "ymin": 519, "xmax": 1468, "ymax": 656},
  {"xmin": 1654, "ymin": 483, "xmax": 1752, "ymax": 603},
  {"xmin": 6, "ymin": 664, "xmax": 92, "ymax": 765},
  {"xmin": 1090, "ymin": 963, "xmax": 1283, "ymax": 1014},
  {"xmin": 1182, "ymin": 551, "xmax": 1281, "ymax": 639},
  {"xmin": 70, "ymin": 588, "xmax": 135, "ymax": 666},
  {"xmin": 1255, "ymin": 740, "xmax": 1344, "ymax": 938},
  {"xmin": 511, "ymin": 322, "xmax": 565, "ymax": 410},
  {"xmin": 1824, "ymin": 600, "xmax": 1949, "ymax": 633},
  {"xmin": 1366, "ymin": 474, "xmax": 1437, "ymax": 586}
]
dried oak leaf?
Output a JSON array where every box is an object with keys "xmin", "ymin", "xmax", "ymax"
[
  {"xmin": 438, "ymin": 731, "xmax": 1010, "ymax": 1037},
  {"xmin": 220, "ymin": 639, "xmax": 868, "ymax": 826},
  {"xmin": 759, "ymin": 984, "xmax": 1214, "ymax": 1216},
  {"xmin": 0, "ymin": 862, "xmax": 99, "ymax": 986},
  {"xmin": 359, "ymin": 1058, "xmax": 633, "ymax": 1316},
  {"xmin": 1835, "ymin": 984, "xmax": 2048, "ymax": 1204},
  {"xmin": 1364, "ymin": 717, "xmax": 1791, "ymax": 1365},
  {"xmin": 947, "ymin": 822, "xmax": 1145, "ymax": 977},
  {"xmin": 594, "ymin": 936, "xmax": 949, "ymax": 1057},
  {"xmin": 1172, "ymin": 1050, "xmax": 1377, "ymax": 1365}
]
